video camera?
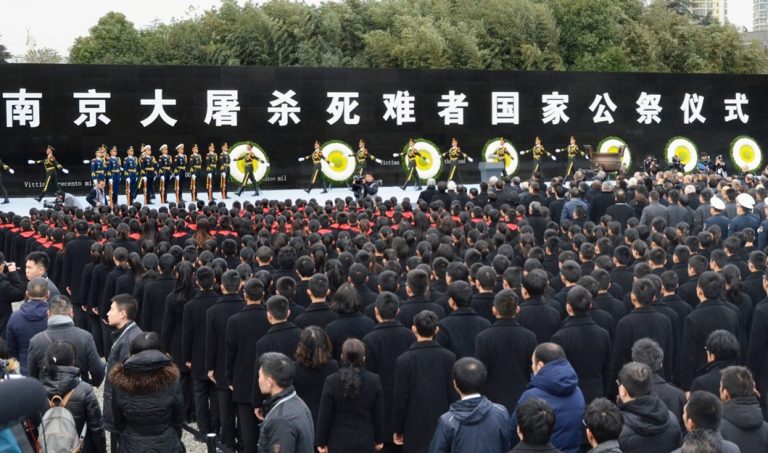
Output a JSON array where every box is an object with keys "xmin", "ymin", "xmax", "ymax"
[{"xmin": 351, "ymin": 173, "xmax": 381, "ymax": 199}]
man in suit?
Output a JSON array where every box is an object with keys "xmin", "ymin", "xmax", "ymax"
[
  {"xmin": 436, "ymin": 280, "xmax": 490, "ymax": 358},
  {"xmin": 392, "ymin": 310, "xmax": 456, "ymax": 453},
  {"xmin": 667, "ymin": 189, "xmax": 694, "ymax": 228},
  {"xmin": 85, "ymin": 179, "xmax": 108, "ymax": 207},
  {"xmin": 475, "ymin": 289, "xmax": 537, "ymax": 415},
  {"xmin": 590, "ymin": 182, "xmax": 615, "ymax": 223},
  {"xmin": 682, "ymin": 271, "xmax": 741, "ymax": 390},
  {"xmin": 182, "ymin": 266, "xmax": 220, "ymax": 438},
  {"xmin": 639, "ymin": 190, "xmax": 669, "ymax": 227},
  {"xmin": 225, "ymin": 278, "xmax": 271, "ymax": 453},
  {"xmin": 363, "ymin": 292, "xmax": 415, "ymax": 453},
  {"xmin": 61, "ymin": 220, "xmax": 95, "ymax": 330},
  {"xmin": 551, "ymin": 285, "xmax": 612, "ymax": 404},
  {"xmin": 205, "ymin": 270, "xmax": 245, "ymax": 450}
]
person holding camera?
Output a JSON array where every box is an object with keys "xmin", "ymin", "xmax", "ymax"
[{"xmin": 351, "ymin": 171, "xmax": 380, "ymax": 201}]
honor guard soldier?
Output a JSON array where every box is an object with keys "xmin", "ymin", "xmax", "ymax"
[
  {"xmin": 158, "ymin": 144, "xmax": 173, "ymax": 204},
  {"xmin": 139, "ymin": 145, "xmax": 158, "ymax": 205},
  {"xmin": 188, "ymin": 144, "xmax": 203, "ymax": 202},
  {"xmin": 442, "ymin": 137, "xmax": 473, "ymax": 183},
  {"xmin": 0, "ymin": 159, "xmax": 15, "ymax": 204},
  {"xmin": 298, "ymin": 140, "xmax": 329, "ymax": 194},
  {"xmin": 173, "ymin": 144, "xmax": 188, "ymax": 204},
  {"xmin": 219, "ymin": 143, "xmax": 231, "ymax": 199},
  {"xmin": 87, "ymin": 145, "xmax": 107, "ymax": 186},
  {"xmin": 529, "ymin": 136, "xmax": 554, "ymax": 178},
  {"xmin": 355, "ymin": 139, "xmax": 382, "ymax": 177},
  {"xmin": 492, "ymin": 137, "xmax": 514, "ymax": 179},
  {"xmin": 106, "ymin": 146, "xmax": 122, "ymax": 207},
  {"xmin": 236, "ymin": 143, "xmax": 268, "ymax": 197},
  {"xmin": 394, "ymin": 138, "xmax": 427, "ymax": 191},
  {"xmin": 30, "ymin": 145, "xmax": 68, "ymax": 202},
  {"xmin": 563, "ymin": 136, "xmax": 587, "ymax": 182},
  {"xmin": 124, "ymin": 146, "xmax": 139, "ymax": 204},
  {"xmin": 205, "ymin": 143, "xmax": 218, "ymax": 202}
]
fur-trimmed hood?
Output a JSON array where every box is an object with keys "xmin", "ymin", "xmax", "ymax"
[{"xmin": 110, "ymin": 349, "xmax": 179, "ymax": 394}]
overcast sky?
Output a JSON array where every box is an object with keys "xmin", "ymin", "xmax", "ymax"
[{"xmin": 0, "ymin": 0, "xmax": 755, "ymax": 58}]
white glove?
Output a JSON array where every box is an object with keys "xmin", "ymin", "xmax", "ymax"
[
  {"xmin": 62, "ymin": 168, "xmax": 69, "ymax": 174},
  {"xmin": 265, "ymin": 162, "xmax": 270, "ymax": 167},
  {"xmin": 550, "ymin": 156, "xmax": 556, "ymax": 161},
  {"xmin": 8, "ymin": 169, "xmax": 14, "ymax": 175},
  {"xmin": 175, "ymin": 175, "xmax": 180, "ymax": 181},
  {"xmin": 142, "ymin": 177, "xmax": 147, "ymax": 182},
  {"xmin": 392, "ymin": 153, "xmax": 400, "ymax": 157},
  {"xmin": 375, "ymin": 159, "xmax": 383, "ymax": 164},
  {"xmin": 27, "ymin": 160, "xmax": 35, "ymax": 164},
  {"xmin": 555, "ymin": 148, "xmax": 561, "ymax": 153},
  {"xmin": 82, "ymin": 159, "xmax": 90, "ymax": 164},
  {"xmin": 92, "ymin": 179, "xmax": 97, "ymax": 186},
  {"xmin": 585, "ymin": 155, "xmax": 590, "ymax": 160},
  {"xmin": 207, "ymin": 173, "xmax": 212, "ymax": 178},
  {"xmin": 297, "ymin": 157, "xmax": 305, "ymax": 162},
  {"xmin": 467, "ymin": 157, "xmax": 474, "ymax": 163}
]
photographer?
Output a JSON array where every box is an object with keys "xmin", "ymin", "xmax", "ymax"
[
  {"xmin": 45, "ymin": 191, "xmax": 81, "ymax": 210},
  {"xmin": 715, "ymin": 155, "xmax": 728, "ymax": 177},
  {"xmin": 351, "ymin": 171, "xmax": 380, "ymax": 201}
]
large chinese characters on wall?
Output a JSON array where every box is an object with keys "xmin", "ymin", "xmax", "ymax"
[{"xmin": 0, "ymin": 64, "xmax": 764, "ymax": 195}]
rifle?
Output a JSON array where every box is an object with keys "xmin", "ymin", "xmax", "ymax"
[
  {"xmin": 125, "ymin": 177, "xmax": 131, "ymax": 205},
  {"xmin": 175, "ymin": 175, "xmax": 181, "ymax": 204},
  {"xmin": 220, "ymin": 173, "xmax": 227, "ymax": 199},
  {"xmin": 207, "ymin": 172, "xmax": 213, "ymax": 201},
  {"xmin": 190, "ymin": 173, "xmax": 197, "ymax": 202},
  {"xmin": 108, "ymin": 179, "xmax": 115, "ymax": 210}
]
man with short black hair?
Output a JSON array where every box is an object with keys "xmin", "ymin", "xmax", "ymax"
[
  {"xmin": 392, "ymin": 310, "xmax": 456, "ymax": 453},
  {"xmin": 397, "ymin": 269, "xmax": 445, "ymax": 328},
  {"xmin": 437, "ymin": 281, "xmax": 490, "ymax": 358},
  {"xmin": 206, "ymin": 269, "xmax": 245, "ymax": 450},
  {"xmin": 584, "ymin": 398, "xmax": 623, "ymax": 453},
  {"xmin": 25, "ymin": 250, "xmax": 59, "ymax": 298},
  {"xmin": 6, "ymin": 277, "xmax": 51, "ymax": 376},
  {"xmin": 429, "ymin": 358, "xmax": 511, "ymax": 453},
  {"xmin": 616, "ymin": 362, "xmax": 682, "ymax": 452},
  {"xmin": 631, "ymin": 338, "xmax": 686, "ymax": 425},
  {"xmin": 62, "ymin": 220, "xmax": 95, "ymax": 330},
  {"xmin": 682, "ymin": 272, "xmax": 741, "ymax": 390},
  {"xmin": 719, "ymin": 366, "xmax": 768, "ymax": 452},
  {"xmin": 511, "ymin": 398, "xmax": 561, "ymax": 453},
  {"xmin": 294, "ymin": 273, "xmax": 337, "ymax": 329},
  {"xmin": 552, "ymin": 285, "xmax": 612, "ymax": 404},
  {"xmin": 256, "ymin": 352, "xmax": 314, "ymax": 453},
  {"xmin": 518, "ymin": 269, "xmax": 562, "ymax": 344},
  {"xmin": 471, "ymin": 265, "xmax": 497, "ymax": 323},
  {"xmin": 512, "ymin": 343, "xmax": 584, "ymax": 453},
  {"xmin": 612, "ymin": 278, "xmax": 674, "ymax": 382},
  {"xmin": 554, "ymin": 260, "xmax": 581, "ymax": 312},
  {"xmin": 475, "ymin": 289, "xmax": 537, "ymax": 415},
  {"xmin": 691, "ymin": 330, "xmax": 740, "ymax": 397},
  {"xmin": 679, "ymin": 391, "xmax": 740, "ymax": 453}
]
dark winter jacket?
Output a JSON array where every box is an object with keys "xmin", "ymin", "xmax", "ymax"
[
  {"xmin": 41, "ymin": 365, "xmax": 106, "ymax": 453},
  {"xmin": 5, "ymin": 299, "xmax": 49, "ymax": 375},
  {"xmin": 618, "ymin": 395, "xmax": 682, "ymax": 453},
  {"xmin": 428, "ymin": 395, "xmax": 511, "ymax": 453},
  {"xmin": 110, "ymin": 349, "xmax": 184, "ymax": 453},
  {"xmin": 257, "ymin": 386, "xmax": 315, "ymax": 453},
  {"xmin": 512, "ymin": 359, "xmax": 585, "ymax": 453},
  {"xmin": 104, "ymin": 321, "xmax": 142, "ymax": 431},
  {"xmin": 720, "ymin": 396, "xmax": 768, "ymax": 453}
]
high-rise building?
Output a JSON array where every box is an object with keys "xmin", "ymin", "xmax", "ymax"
[
  {"xmin": 691, "ymin": 0, "xmax": 728, "ymax": 24},
  {"xmin": 756, "ymin": 0, "xmax": 768, "ymax": 31}
]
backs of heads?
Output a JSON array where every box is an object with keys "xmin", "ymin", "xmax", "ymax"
[
  {"xmin": 631, "ymin": 338, "xmax": 664, "ymax": 374},
  {"xmin": 406, "ymin": 268, "xmax": 429, "ymax": 297},
  {"xmin": 244, "ymin": 277, "xmax": 265, "ymax": 302},
  {"xmin": 705, "ymin": 329, "xmax": 739, "ymax": 362},
  {"xmin": 413, "ymin": 310, "xmax": 439, "ymax": 338},
  {"xmin": 618, "ymin": 362, "xmax": 652, "ymax": 398},
  {"xmin": 685, "ymin": 391, "xmax": 722, "ymax": 431},
  {"xmin": 275, "ymin": 276, "xmax": 296, "ymax": 298},
  {"xmin": 522, "ymin": 269, "xmax": 548, "ymax": 296},
  {"xmin": 348, "ymin": 263, "xmax": 368, "ymax": 285},
  {"xmin": 516, "ymin": 397, "xmax": 556, "ymax": 446},
  {"xmin": 697, "ymin": 271, "xmax": 725, "ymax": 300},
  {"xmin": 309, "ymin": 273, "xmax": 330, "ymax": 298},
  {"xmin": 331, "ymin": 282, "xmax": 361, "ymax": 315},
  {"xmin": 584, "ymin": 398, "xmax": 623, "ymax": 445},
  {"xmin": 196, "ymin": 266, "xmax": 215, "ymax": 290},
  {"xmin": 221, "ymin": 269, "xmax": 241, "ymax": 294},
  {"xmin": 566, "ymin": 285, "xmax": 592, "ymax": 315},
  {"xmin": 681, "ymin": 429, "xmax": 722, "ymax": 453},
  {"xmin": 341, "ymin": 338, "xmax": 365, "ymax": 368},
  {"xmin": 560, "ymin": 260, "xmax": 581, "ymax": 284},
  {"xmin": 374, "ymin": 292, "xmax": 400, "ymax": 321},
  {"xmin": 475, "ymin": 265, "xmax": 496, "ymax": 290},
  {"xmin": 48, "ymin": 295, "xmax": 72, "ymax": 316},
  {"xmin": 631, "ymin": 278, "xmax": 655, "ymax": 306},
  {"xmin": 447, "ymin": 280, "xmax": 472, "ymax": 309},
  {"xmin": 266, "ymin": 295, "xmax": 290, "ymax": 322},
  {"xmin": 533, "ymin": 342, "xmax": 565, "ymax": 366},
  {"xmin": 27, "ymin": 277, "xmax": 49, "ymax": 300},
  {"xmin": 129, "ymin": 332, "xmax": 161, "ymax": 355},
  {"xmin": 158, "ymin": 253, "xmax": 176, "ymax": 274},
  {"xmin": 259, "ymin": 352, "xmax": 294, "ymax": 389},
  {"xmin": 452, "ymin": 357, "xmax": 487, "ymax": 396},
  {"xmin": 720, "ymin": 366, "xmax": 755, "ymax": 399},
  {"xmin": 43, "ymin": 341, "xmax": 76, "ymax": 378},
  {"xmin": 295, "ymin": 326, "xmax": 332, "ymax": 369},
  {"xmin": 493, "ymin": 289, "xmax": 518, "ymax": 318}
]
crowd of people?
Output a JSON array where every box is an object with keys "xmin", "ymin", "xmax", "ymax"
[{"xmin": 1, "ymin": 166, "xmax": 768, "ymax": 453}]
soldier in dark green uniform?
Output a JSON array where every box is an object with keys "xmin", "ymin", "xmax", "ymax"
[
  {"xmin": 396, "ymin": 138, "xmax": 428, "ymax": 191},
  {"xmin": 188, "ymin": 144, "xmax": 203, "ymax": 201},
  {"xmin": 563, "ymin": 136, "xmax": 586, "ymax": 182},
  {"xmin": 441, "ymin": 137, "xmax": 473, "ymax": 183},
  {"xmin": 300, "ymin": 140, "xmax": 330, "ymax": 194},
  {"xmin": 139, "ymin": 145, "xmax": 157, "ymax": 204},
  {"xmin": 157, "ymin": 144, "xmax": 173, "ymax": 204},
  {"xmin": 355, "ymin": 139, "xmax": 382, "ymax": 177},
  {"xmin": 173, "ymin": 144, "xmax": 187, "ymax": 204},
  {"xmin": 236, "ymin": 143, "xmax": 268, "ymax": 196},
  {"xmin": 219, "ymin": 143, "xmax": 231, "ymax": 199},
  {"xmin": 205, "ymin": 143, "xmax": 218, "ymax": 201},
  {"xmin": 530, "ymin": 136, "xmax": 554, "ymax": 178},
  {"xmin": 31, "ymin": 145, "xmax": 67, "ymax": 202}
]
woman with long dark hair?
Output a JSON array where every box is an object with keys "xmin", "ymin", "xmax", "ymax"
[
  {"xmin": 722, "ymin": 264, "xmax": 752, "ymax": 340},
  {"xmin": 40, "ymin": 341, "xmax": 106, "ymax": 452},
  {"xmin": 161, "ymin": 260, "xmax": 196, "ymax": 420},
  {"xmin": 293, "ymin": 326, "xmax": 338, "ymax": 427},
  {"xmin": 110, "ymin": 332, "xmax": 184, "ymax": 452},
  {"xmin": 316, "ymin": 338, "xmax": 385, "ymax": 453}
]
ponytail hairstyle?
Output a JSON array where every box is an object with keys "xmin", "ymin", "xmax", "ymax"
[
  {"xmin": 43, "ymin": 341, "xmax": 76, "ymax": 380},
  {"xmin": 339, "ymin": 339, "xmax": 365, "ymax": 400},
  {"xmin": 722, "ymin": 264, "xmax": 743, "ymax": 305}
]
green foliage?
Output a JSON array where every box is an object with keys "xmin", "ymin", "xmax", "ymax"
[
  {"xmin": 65, "ymin": 0, "xmax": 767, "ymax": 74},
  {"xmin": 22, "ymin": 48, "xmax": 64, "ymax": 64},
  {"xmin": 0, "ymin": 37, "xmax": 11, "ymax": 63}
]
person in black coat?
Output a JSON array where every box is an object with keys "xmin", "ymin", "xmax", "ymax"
[
  {"xmin": 0, "ymin": 260, "xmax": 25, "ymax": 340},
  {"xmin": 631, "ymin": 338, "xmax": 686, "ymax": 426},
  {"xmin": 418, "ymin": 180, "xmax": 438, "ymax": 205},
  {"xmin": 294, "ymin": 273, "xmax": 337, "ymax": 329},
  {"xmin": 437, "ymin": 280, "xmax": 490, "ymax": 358},
  {"xmin": 605, "ymin": 190, "xmax": 635, "ymax": 230},
  {"xmin": 690, "ymin": 330, "xmax": 740, "ymax": 397},
  {"xmin": 110, "ymin": 333, "xmax": 184, "ymax": 453},
  {"xmin": 140, "ymin": 254, "xmax": 176, "ymax": 335},
  {"xmin": 224, "ymin": 278, "xmax": 271, "ymax": 453},
  {"xmin": 349, "ymin": 263, "xmax": 379, "ymax": 309},
  {"xmin": 61, "ymin": 220, "xmax": 95, "ymax": 330},
  {"xmin": 181, "ymin": 267, "xmax": 220, "ymax": 436},
  {"xmin": 612, "ymin": 278, "xmax": 674, "ymax": 382},
  {"xmin": 591, "ymin": 183, "xmax": 616, "ymax": 222},
  {"xmin": 471, "ymin": 266, "xmax": 499, "ymax": 323},
  {"xmin": 747, "ymin": 281, "xmax": 768, "ymax": 408},
  {"xmin": 205, "ymin": 270, "xmax": 245, "ymax": 450},
  {"xmin": 40, "ymin": 341, "xmax": 107, "ymax": 453},
  {"xmin": 391, "ymin": 310, "xmax": 456, "ymax": 453},
  {"xmin": 518, "ymin": 270, "xmax": 562, "ymax": 344},
  {"xmin": 551, "ymin": 286, "xmax": 612, "ymax": 404},
  {"xmin": 719, "ymin": 365, "xmax": 768, "ymax": 453},
  {"xmin": 293, "ymin": 326, "xmax": 339, "ymax": 427},
  {"xmin": 325, "ymin": 283, "xmax": 375, "ymax": 360},
  {"xmin": 682, "ymin": 272, "xmax": 741, "ymax": 390},
  {"xmin": 474, "ymin": 289, "xmax": 536, "ymax": 415},
  {"xmin": 397, "ymin": 269, "xmax": 446, "ymax": 328},
  {"xmin": 251, "ymin": 295, "xmax": 303, "ymax": 409},
  {"xmin": 525, "ymin": 203, "xmax": 549, "ymax": 246},
  {"xmin": 316, "ymin": 338, "xmax": 385, "ymax": 453},
  {"xmin": 362, "ymin": 292, "xmax": 415, "ymax": 450}
]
